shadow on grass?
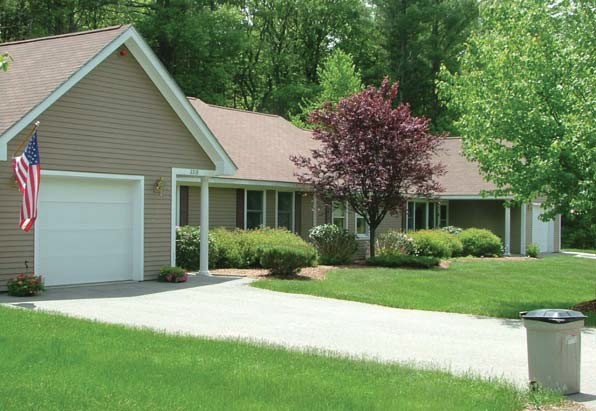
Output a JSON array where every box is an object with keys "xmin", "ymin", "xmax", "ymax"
[{"xmin": 0, "ymin": 273, "xmax": 239, "ymax": 305}]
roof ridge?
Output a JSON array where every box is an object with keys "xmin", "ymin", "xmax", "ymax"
[
  {"xmin": 0, "ymin": 25, "xmax": 128, "ymax": 47},
  {"xmin": 187, "ymin": 97, "xmax": 281, "ymax": 119}
]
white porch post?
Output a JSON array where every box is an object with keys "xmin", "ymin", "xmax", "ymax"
[
  {"xmin": 504, "ymin": 206, "xmax": 511, "ymax": 256},
  {"xmin": 520, "ymin": 204, "xmax": 527, "ymax": 256},
  {"xmin": 199, "ymin": 177, "xmax": 210, "ymax": 275},
  {"xmin": 312, "ymin": 195, "xmax": 318, "ymax": 227}
]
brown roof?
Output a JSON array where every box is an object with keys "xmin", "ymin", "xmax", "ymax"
[
  {"xmin": 190, "ymin": 98, "xmax": 494, "ymax": 195},
  {"xmin": 0, "ymin": 25, "xmax": 130, "ymax": 135},
  {"xmin": 188, "ymin": 97, "xmax": 317, "ymax": 183}
]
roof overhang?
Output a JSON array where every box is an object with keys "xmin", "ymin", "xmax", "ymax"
[{"xmin": 0, "ymin": 26, "xmax": 237, "ymax": 176}]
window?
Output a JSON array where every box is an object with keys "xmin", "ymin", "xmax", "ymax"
[
  {"xmin": 406, "ymin": 201, "xmax": 448, "ymax": 231},
  {"xmin": 276, "ymin": 191, "xmax": 294, "ymax": 230},
  {"xmin": 355, "ymin": 213, "xmax": 368, "ymax": 238},
  {"xmin": 332, "ymin": 202, "xmax": 346, "ymax": 228},
  {"xmin": 246, "ymin": 190, "xmax": 264, "ymax": 229}
]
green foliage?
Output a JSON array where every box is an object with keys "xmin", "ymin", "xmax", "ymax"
[
  {"xmin": 308, "ymin": 224, "xmax": 359, "ymax": 265},
  {"xmin": 292, "ymin": 49, "xmax": 363, "ymax": 128},
  {"xmin": 526, "ymin": 244, "xmax": 540, "ymax": 259},
  {"xmin": 177, "ymin": 226, "xmax": 316, "ymax": 270},
  {"xmin": 562, "ymin": 214, "xmax": 596, "ymax": 250},
  {"xmin": 439, "ymin": 0, "xmax": 596, "ymax": 218},
  {"xmin": 459, "ymin": 228, "xmax": 503, "ymax": 257},
  {"xmin": 410, "ymin": 229, "xmax": 463, "ymax": 258},
  {"xmin": 376, "ymin": 231, "xmax": 416, "ymax": 256},
  {"xmin": 257, "ymin": 245, "xmax": 318, "ymax": 276},
  {"xmin": 367, "ymin": 254, "xmax": 440, "ymax": 269},
  {"xmin": 158, "ymin": 266, "xmax": 188, "ymax": 283},
  {"xmin": 7, "ymin": 274, "xmax": 44, "ymax": 297},
  {"xmin": 0, "ymin": 52, "xmax": 12, "ymax": 72},
  {"xmin": 441, "ymin": 225, "xmax": 463, "ymax": 235}
]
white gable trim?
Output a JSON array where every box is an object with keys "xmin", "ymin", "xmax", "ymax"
[{"xmin": 0, "ymin": 26, "xmax": 237, "ymax": 176}]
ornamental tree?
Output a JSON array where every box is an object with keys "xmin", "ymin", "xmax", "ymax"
[{"xmin": 292, "ymin": 78, "xmax": 445, "ymax": 257}]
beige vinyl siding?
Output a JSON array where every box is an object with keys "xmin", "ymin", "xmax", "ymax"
[
  {"xmin": 449, "ymin": 200, "xmax": 506, "ymax": 241},
  {"xmin": 0, "ymin": 48, "xmax": 215, "ymax": 287},
  {"xmin": 187, "ymin": 187, "xmax": 237, "ymax": 229},
  {"xmin": 510, "ymin": 206, "xmax": 522, "ymax": 254},
  {"xmin": 378, "ymin": 213, "xmax": 403, "ymax": 234},
  {"xmin": 299, "ymin": 192, "xmax": 314, "ymax": 239}
]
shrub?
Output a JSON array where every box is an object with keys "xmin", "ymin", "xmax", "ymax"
[
  {"xmin": 7, "ymin": 274, "xmax": 44, "ymax": 297},
  {"xmin": 257, "ymin": 245, "xmax": 318, "ymax": 276},
  {"xmin": 367, "ymin": 255, "xmax": 440, "ymax": 269},
  {"xmin": 441, "ymin": 225, "xmax": 463, "ymax": 235},
  {"xmin": 459, "ymin": 228, "xmax": 503, "ymax": 257},
  {"xmin": 176, "ymin": 226, "xmax": 220, "ymax": 271},
  {"xmin": 159, "ymin": 266, "xmax": 188, "ymax": 283},
  {"xmin": 308, "ymin": 224, "xmax": 358, "ymax": 265},
  {"xmin": 527, "ymin": 243, "xmax": 540, "ymax": 258},
  {"xmin": 410, "ymin": 230, "xmax": 463, "ymax": 258},
  {"xmin": 376, "ymin": 231, "xmax": 416, "ymax": 256}
]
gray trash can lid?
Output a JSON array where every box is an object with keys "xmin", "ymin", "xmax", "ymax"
[{"xmin": 521, "ymin": 309, "xmax": 587, "ymax": 324}]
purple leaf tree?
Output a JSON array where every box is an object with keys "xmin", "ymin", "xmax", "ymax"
[{"xmin": 292, "ymin": 78, "xmax": 446, "ymax": 257}]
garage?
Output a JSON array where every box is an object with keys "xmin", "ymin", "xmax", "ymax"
[{"xmin": 35, "ymin": 172, "xmax": 144, "ymax": 286}]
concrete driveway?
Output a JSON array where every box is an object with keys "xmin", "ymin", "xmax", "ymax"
[{"xmin": 2, "ymin": 274, "xmax": 595, "ymax": 408}]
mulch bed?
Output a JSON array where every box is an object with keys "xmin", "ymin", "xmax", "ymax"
[
  {"xmin": 571, "ymin": 299, "xmax": 596, "ymax": 313},
  {"xmin": 210, "ymin": 265, "xmax": 338, "ymax": 280},
  {"xmin": 525, "ymin": 402, "xmax": 590, "ymax": 411}
]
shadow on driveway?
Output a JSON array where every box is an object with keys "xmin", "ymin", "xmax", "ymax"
[{"xmin": 0, "ymin": 274, "xmax": 240, "ymax": 306}]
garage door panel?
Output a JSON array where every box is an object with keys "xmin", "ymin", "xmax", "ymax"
[{"xmin": 37, "ymin": 176, "xmax": 139, "ymax": 286}]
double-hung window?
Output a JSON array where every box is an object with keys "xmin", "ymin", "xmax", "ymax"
[
  {"xmin": 332, "ymin": 202, "xmax": 346, "ymax": 228},
  {"xmin": 355, "ymin": 213, "xmax": 368, "ymax": 238},
  {"xmin": 406, "ymin": 201, "xmax": 448, "ymax": 231},
  {"xmin": 246, "ymin": 190, "xmax": 264, "ymax": 229},
  {"xmin": 276, "ymin": 191, "xmax": 294, "ymax": 230}
]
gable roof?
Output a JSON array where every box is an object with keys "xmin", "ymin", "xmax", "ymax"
[
  {"xmin": 189, "ymin": 98, "xmax": 495, "ymax": 196},
  {"xmin": 0, "ymin": 25, "xmax": 236, "ymax": 174},
  {"xmin": 189, "ymin": 98, "xmax": 316, "ymax": 184}
]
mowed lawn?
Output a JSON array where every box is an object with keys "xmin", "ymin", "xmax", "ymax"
[
  {"xmin": 253, "ymin": 255, "xmax": 596, "ymax": 327},
  {"xmin": 0, "ymin": 307, "xmax": 557, "ymax": 411}
]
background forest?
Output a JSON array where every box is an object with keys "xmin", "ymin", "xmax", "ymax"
[{"xmin": 0, "ymin": 0, "xmax": 478, "ymax": 132}]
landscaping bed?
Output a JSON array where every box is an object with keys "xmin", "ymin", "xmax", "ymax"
[
  {"xmin": 0, "ymin": 306, "xmax": 563, "ymax": 411},
  {"xmin": 211, "ymin": 265, "xmax": 336, "ymax": 280}
]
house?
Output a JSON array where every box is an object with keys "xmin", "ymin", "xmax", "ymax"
[{"xmin": 0, "ymin": 26, "xmax": 560, "ymax": 289}]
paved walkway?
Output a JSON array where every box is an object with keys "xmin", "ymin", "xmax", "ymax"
[
  {"xmin": 562, "ymin": 251, "xmax": 596, "ymax": 260},
  {"xmin": 2, "ymin": 275, "xmax": 595, "ymax": 408}
]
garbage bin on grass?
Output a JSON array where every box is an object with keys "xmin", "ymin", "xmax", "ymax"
[{"xmin": 521, "ymin": 309, "xmax": 586, "ymax": 395}]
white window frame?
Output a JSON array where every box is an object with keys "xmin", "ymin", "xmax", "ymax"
[
  {"xmin": 406, "ymin": 200, "xmax": 449, "ymax": 231},
  {"xmin": 244, "ymin": 189, "xmax": 266, "ymax": 229},
  {"xmin": 275, "ymin": 190, "xmax": 295, "ymax": 231},
  {"xmin": 332, "ymin": 202, "xmax": 348, "ymax": 229},
  {"xmin": 354, "ymin": 212, "xmax": 369, "ymax": 239}
]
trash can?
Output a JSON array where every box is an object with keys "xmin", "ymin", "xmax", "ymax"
[{"xmin": 521, "ymin": 309, "xmax": 586, "ymax": 394}]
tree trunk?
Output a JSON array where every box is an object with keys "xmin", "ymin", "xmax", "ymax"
[{"xmin": 369, "ymin": 225, "xmax": 376, "ymax": 258}]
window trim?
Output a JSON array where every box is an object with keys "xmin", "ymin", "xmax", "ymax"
[
  {"xmin": 244, "ymin": 189, "xmax": 266, "ymax": 229},
  {"xmin": 332, "ymin": 201, "xmax": 348, "ymax": 229},
  {"xmin": 406, "ymin": 200, "xmax": 449, "ymax": 231},
  {"xmin": 275, "ymin": 190, "xmax": 295, "ymax": 232},
  {"xmin": 354, "ymin": 212, "xmax": 369, "ymax": 239}
]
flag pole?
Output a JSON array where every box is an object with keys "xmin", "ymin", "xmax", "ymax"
[{"xmin": 12, "ymin": 121, "xmax": 40, "ymax": 158}]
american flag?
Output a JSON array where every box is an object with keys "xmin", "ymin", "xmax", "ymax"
[{"xmin": 12, "ymin": 131, "xmax": 41, "ymax": 232}]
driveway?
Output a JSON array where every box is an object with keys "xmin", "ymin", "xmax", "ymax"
[{"xmin": 2, "ymin": 274, "xmax": 595, "ymax": 408}]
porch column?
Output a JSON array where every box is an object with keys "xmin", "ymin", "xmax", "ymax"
[
  {"xmin": 504, "ymin": 206, "xmax": 511, "ymax": 256},
  {"xmin": 199, "ymin": 177, "xmax": 210, "ymax": 275},
  {"xmin": 312, "ymin": 195, "xmax": 317, "ymax": 226},
  {"xmin": 520, "ymin": 204, "xmax": 527, "ymax": 256}
]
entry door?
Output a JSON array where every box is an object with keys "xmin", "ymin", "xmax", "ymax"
[{"xmin": 36, "ymin": 176, "xmax": 137, "ymax": 286}]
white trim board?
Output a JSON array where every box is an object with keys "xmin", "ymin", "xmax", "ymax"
[
  {"xmin": 34, "ymin": 170, "xmax": 144, "ymax": 283},
  {"xmin": 0, "ymin": 26, "xmax": 237, "ymax": 177}
]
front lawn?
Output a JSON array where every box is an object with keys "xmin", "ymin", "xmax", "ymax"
[
  {"xmin": 563, "ymin": 248, "xmax": 596, "ymax": 255},
  {"xmin": 0, "ymin": 307, "xmax": 557, "ymax": 410},
  {"xmin": 253, "ymin": 255, "xmax": 596, "ymax": 327}
]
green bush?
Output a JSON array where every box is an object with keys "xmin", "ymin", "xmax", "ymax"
[
  {"xmin": 410, "ymin": 230, "xmax": 463, "ymax": 258},
  {"xmin": 159, "ymin": 266, "xmax": 188, "ymax": 283},
  {"xmin": 7, "ymin": 274, "xmax": 44, "ymax": 297},
  {"xmin": 176, "ymin": 226, "xmax": 317, "ymax": 270},
  {"xmin": 257, "ymin": 245, "xmax": 318, "ymax": 276},
  {"xmin": 366, "ymin": 255, "xmax": 440, "ymax": 269},
  {"xmin": 376, "ymin": 231, "xmax": 416, "ymax": 256},
  {"xmin": 308, "ymin": 224, "xmax": 358, "ymax": 265},
  {"xmin": 441, "ymin": 226, "xmax": 463, "ymax": 235},
  {"xmin": 527, "ymin": 243, "xmax": 540, "ymax": 258},
  {"xmin": 459, "ymin": 228, "xmax": 503, "ymax": 257}
]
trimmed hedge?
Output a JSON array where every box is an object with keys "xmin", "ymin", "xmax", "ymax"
[
  {"xmin": 367, "ymin": 255, "xmax": 440, "ymax": 269},
  {"xmin": 257, "ymin": 245, "xmax": 318, "ymax": 276},
  {"xmin": 308, "ymin": 224, "xmax": 358, "ymax": 265},
  {"xmin": 459, "ymin": 228, "xmax": 503, "ymax": 257},
  {"xmin": 410, "ymin": 230, "xmax": 463, "ymax": 258},
  {"xmin": 176, "ymin": 226, "xmax": 318, "ymax": 270}
]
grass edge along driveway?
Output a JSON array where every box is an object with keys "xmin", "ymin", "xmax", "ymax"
[
  {"xmin": 253, "ymin": 255, "xmax": 596, "ymax": 327},
  {"xmin": 0, "ymin": 306, "xmax": 560, "ymax": 411}
]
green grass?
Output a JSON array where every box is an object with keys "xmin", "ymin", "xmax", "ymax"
[
  {"xmin": 253, "ymin": 255, "xmax": 596, "ymax": 327},
  {"xmin": 563, "ymin": 248, "xmax": 596, "ymax": 255},
  {"xmin": 0, "ymin": 306, "xmax": 559, "ymax": 411}
]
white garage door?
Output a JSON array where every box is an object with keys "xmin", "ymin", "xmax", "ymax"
[
  {"xmin": 532, "ymin": 205, "xmax": 555, "ymax": 253},
  {"xmin": 36, "ymin": 175, "xmax": 141, "ymax": 286}
]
